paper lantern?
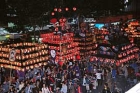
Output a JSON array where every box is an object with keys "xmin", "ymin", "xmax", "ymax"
[
  {"xmin": 73, "ymin": 7, "xmax": 76, "ymax": 11},
  {"xmin": 90, "ymin": 57, "xmax": 94, "ymax": 62},
  {"xmin": 116, "ymin": 62, "xmax": 120, "ymax": 66},
  {"xmin": 65, "ymin": 7, "xmax": 69, "ymax": 11},
  {"xmin": 50, "ymin": 18, "xmax": 57, "ymax": 24},
  {"xmin": 54, "ymin": 8, "xmax": 57, "ymax": 11},
  {"xmin": 76, "ymin": 55, "xmax": 80, "ymax": 60},
  {"xmin": 58, "ymin": 8, "xmax": 62, "ymax": 12},
  {"xmin": 51, "ymin": 12, "xmax": 55, "ymax": 16},
  {"xmin": 58, "ymin": 61, "xmax": 63, "ymax": 66}
]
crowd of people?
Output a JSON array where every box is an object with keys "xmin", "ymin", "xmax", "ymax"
[
  {"xmin": 0, "ymin": 19, "xmax": 140, "ymax": 93},
  {"xmin": 0, "ymin": 58, "xmax": 140, "ymax": 93}
]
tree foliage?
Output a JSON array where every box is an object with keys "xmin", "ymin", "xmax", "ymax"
[
  {"xmin": 7, "ymin": 0, "xmax": 50, "ymax": 29},
  {"xmin": 63, "ymin": 0, "xmax": 126, "ymax": 16}
]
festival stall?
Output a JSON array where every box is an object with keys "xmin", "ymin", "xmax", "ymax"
[
  {"xmin": 94, "ymin": 28, "xmax": 110, "ymax": 44},
  {"xmin": 74, "ymin": 32, "xmax": 93, "ymax": 57},
  {"xmin": 41, "ymin": 32, "xmax": 80, "ymax": 64},
  {"xmin": 125, "ymin": 20, "xmax": 140, "ymax": 46},
  {"xmin": 0, "ymin": 42, "xmax": 48, "ymax": 71},
  {"xmin": 91, "ymin": 43, "xmax": 139, "ymax": 66}
]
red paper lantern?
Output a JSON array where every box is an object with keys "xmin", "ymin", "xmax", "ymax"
[
  {"xmin": 50, "ymin": 18, "xmax": 57, "ymax": 24},
  {"xmin": 59, "ymin": 61, "xmax": 63, "ymax": 66},
  {"xmin": 51, "ymin": 12, "xmax": 55, "ymax": 16},
  {"xmin": 58, "ymin": 8, "xmax": 62, "ymax": 12},
  {"xmin": 90, "ymin": 57, "xmax": 94, "ymax": 62},
  {"xmin": 65, "ymin": 7, "xmax": 69, "ymax": 11},
  {"xmin": 73, "ymin": 7, "xmax": 76, "ymax": 11},
  {"xmin": 76, "ymin": 55, "xmax": 80, "ymax": 60},
  {"xmin": 54, "ymin": 8, "xmax": 57, "ymax": 11},
  {"xmin": 116, "ymin": 62, "xmax": 120, "ymax": 66}
]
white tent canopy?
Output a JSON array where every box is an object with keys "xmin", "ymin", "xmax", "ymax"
[{"xmin": 125, "ymin": 83, "xmax": 140, "ymax": 93}]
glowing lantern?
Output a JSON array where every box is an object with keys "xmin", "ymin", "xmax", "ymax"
[
  {"xmin": 65, "ymin": 7, "xmax": 69, "ymax": 11},
  {"xmin": 58, "ymin": 8, "xmax": 62, "ymax": 12},
  {"xmin": 90, "ymin": 57, "xmax": 94, "ymax": 62},
  {"xmin": 51, "ymin": 12, "xmax": 55, "ymax": 16},
  {"xmin": 50, "ymin": 18, "xmax": 57, "ymax": 24},
  {"xmin": 73, "ymin": 7, "xmax": 76, "ymax": 11},
  {"xmin": 76, "ymin": 55, "xmax": 80, "ymax": 60},
  {"xmin": 116, "ymin": 62, "xmax": 120, "ymax": 66},
  {"xmin": 59, "ymin": 61, "xmax": 63, "ymax": 66},
  {"xmin": 54, "ymin": 8, "xmax": 57, "ymax": 11}
]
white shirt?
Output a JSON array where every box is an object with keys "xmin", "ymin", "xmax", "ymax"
[
  {"xmin": 42, "ymin": 87, "xmax": 50, "ymax": 93},
  {"xmin": 96, "ymin": 73, "xmax": 102, "ymax": 79},
  {"xmin": 19, "ymin": 83, "xmax": 24, "ymax": 91},
  {"xmin": 61, "ymin": 84, "xmax": 67, "ymax": 93},
  {"xmin": 93, "ymin": 69, "xmax": 97, "ymax": 73},
  {"xmin": 83, "ymin": 78, "xmax": 86, "ymax": 86},
  {"xmin": 92, "ymin": 80, "xmax": 97, "ymax": 89}
]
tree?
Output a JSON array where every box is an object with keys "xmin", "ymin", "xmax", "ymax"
[
  {"xmin": 74, "ymin": 0, "xmax": 126, "ymax": 16},
  {"xmin": 0, "ymin": 0, "xmax": 6, "ymax": 25},
  {"xmin": 7, "ymin": 0, "xmax": 50, "ymax": 42}
]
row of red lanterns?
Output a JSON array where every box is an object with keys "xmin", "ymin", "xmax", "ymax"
[
  {"xmin": 41, "ymin": 33, "xmax": 74, "ymax": 43},
  {"xmin": 16, "ymin": 50, "xmax": 48, "ymax": 60},
  {"xmin": 118, "ymin": 48, "xmax": 139, "ymax": 58},
  {"xmin": 22, "ymin": 56, "xmax": 48, "ymax": 66},
  {"xmin": 56, "ymin": 47, "xmax": 79, "ymax": 56},
  {"xmin": 0, "ymin": 55, "xmax": 48, "ymax": 67},
  {"xmin": 53, "ymin": 7, "xmax": 76, "ymax": 12},
  {"xmin": 0, "ymin": 59, "xmax": 21, "ymax": 66},
  {"xmin": 0, "ymin": 62, "xmax": 47, "ymax": 71},
  {"xmin": 49, "ymin": 42, "xmax": 78, "ymax": 50},
  {"xmin": 91, "ymin": 53, "xmax": 138, "ymax": 63},
  {"xmin": 55, "ymin": 52, "xmax": 79, "ymax": 62},
  {"xmin": 42, "ymin": 38, "xmax": 73, "ymax": 44},
  {"xmin": 121, "ymin": 43, "xmax": 135, "ymax": 50},
  {"xmin": 51, "ymin": 7, "xmax": 76, "ymax": 16},
  {"xmin": 41, "ymin": 33, "xmax": 74, "ymax": 38}
]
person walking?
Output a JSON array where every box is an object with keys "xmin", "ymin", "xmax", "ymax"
[
  {"xmin": 102, "ymin": 83, "xmax": 111, "ymax": 93},
  {"xmin": 95, "ymin": 70, "xmax": 102, "ymax": 87},
  {"xmin": 68, "ymin": 81, "xmax": 76, "ymax": 93},
  {"xmin": 25, "ymin": 83, "xmax": 33, "ymax": 93},
  {"xmin": 41, "ymin": 83, "xmax": 50, "ymax": 93},
  {"xmin": 60, "ymin": 81, "xmax": 67, "ymax": 93}
]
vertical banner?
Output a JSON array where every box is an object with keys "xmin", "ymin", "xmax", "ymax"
[
  {"xmin": 9, "ymin": 48, "xmax": 16, "ymax": 61},
  {"xmin": 50, "ymin": 49, "xmax": 56, "ymax": 64}
]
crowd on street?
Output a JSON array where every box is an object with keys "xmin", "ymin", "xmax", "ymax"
[
  {"xmin": 0, "ymin": 19, "xmax": 140, "ymax": 93},
  {"xmin": 0, "ymin": 58, "xmax": 140, "ymax": 93}
]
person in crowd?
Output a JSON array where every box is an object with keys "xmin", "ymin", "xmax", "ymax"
[
  {"xmin": 112, "ymin": 82, "xmax": 121, "ymax": 93},
  {"xmin": 25, "ymin": 83, "xmax": 33, "ymax": 93},
  {"xmin": 32, "ymin": 83, "xmax": 40, "ymax": 93},
  {"xmin": 81, "ymin": 74, "xmax": 90, "ymax": 93},
  {"xmin": 18, "ymin": 81, "xmax": 24, "ymax": 91},
  {"xmin": 93, "ymin": 65, "xmax": 97, "ymax": 74},
  {"xmin": 74, "ymin": 63, "xmax": 81, "ymax": 79},
  {"xmin": 42, "ymin": 83, "xmax": 50, "ymax": 93},
  {"xmin": 68, "ymin": 80, "xmax": 76, "ymax": 93},
  {"xmin": 102, "ymin": 83, "xmax": 111, "ymax": 93},
  {"xmin": 91, "ymin": 75, "xmax": 98, "ymax": 93},
  {"xmin": 35, "ymin": 72, "xmax": 41, "ymax": 81},
  {"xmin": 95, "ymin": 69, "xmax": 102, "ymax": 87},
  {"xmin": 60, "ymin": 81, "xmax": 67, "ymax": 93},
  {"xmin": 111, "ymin": 67, "xmax": 117, "ymax": 83},
  {"xmin": 0, "ymin": 54, "xmax": 139, "ymax": 93},
  {"xmin": 106, "ymin": 68, "xmax": 112, "ymax": 91}
]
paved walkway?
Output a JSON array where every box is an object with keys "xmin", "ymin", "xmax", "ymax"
[{"xmin": 95, "ymin": 75, "xmax": 136, "ymax": 93}]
